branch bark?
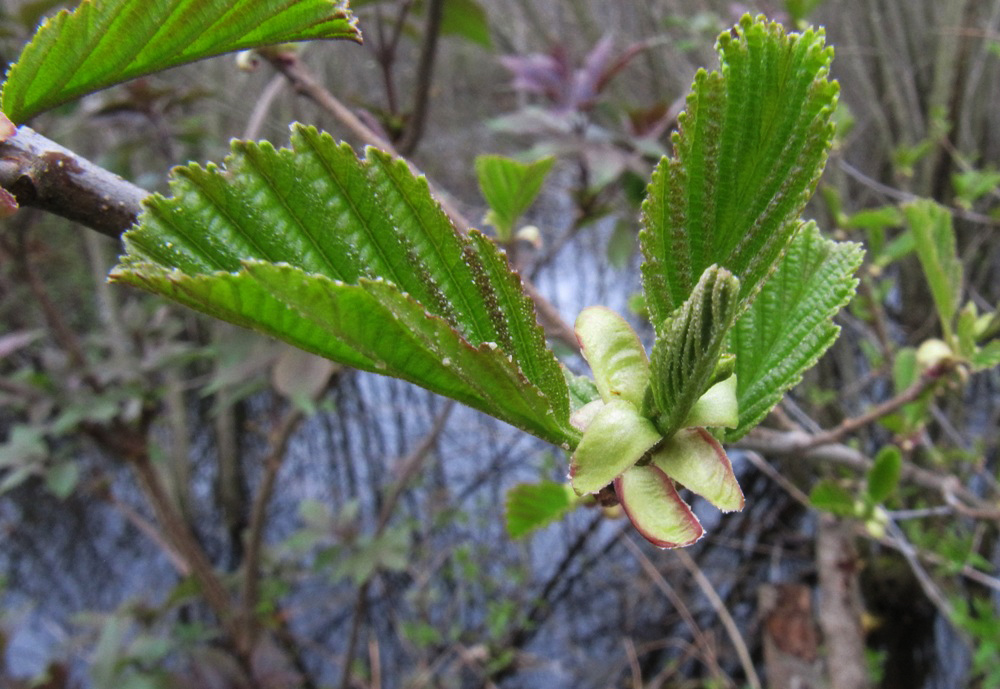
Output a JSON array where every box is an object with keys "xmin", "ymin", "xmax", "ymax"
[{"xmin": 0, "ymin": 126, "xmax": 146, "ymax": 237}]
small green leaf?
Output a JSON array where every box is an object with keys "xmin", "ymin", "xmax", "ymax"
[
  {"xmin": 651, "ymin": 427, "xmax": 744, "ymax": 512},
  {"xmin": 957, "ymin": 303, "xmax": 979, "ymax": 360},
  {"xmin": 640, "ymin": 14, "xmax": 838, "ymax": 327},
  {"xmin": 952, "ymin": 167, "xmax": 1000, "ymax": 209},
  {"xmin": 271, "ymin": 346, "xmax": 337, "ymax": 414},
  {"xmin": 441, "ymin": 0, "xmax": 492, "ymax": 48},
  {"xmin": 615, "ymin": 465, "xmax": 703, "ymax": 548},
  {"xmin": 504, "ymin": 481, "xmax": 577, "ymax": 539},
  {"xmin": 844, "ymin": 205, "xmax": 903, "ymax": 231},
  {"xmin": 682, "ymin": 374, "xmax": 738, "ymax": 429},
  {"xmin": 726, "ymin": 224, "xmax": 863, "ymax": 441},
  {"xmin": 564, "ymin": 369, "xmax": 601, "ymax": 412},
  {"xmin": 475, "ymin": 155, "xmax": 555, "ymax": 241},
  {"xmin": 574, "ymin": 306, "xmax": 649, "ymax": 408},
  {"xmin": 647, "ymin": 265, "xmax": 740, "ymax": 438},
  {"xmin": 905, "ymin": 199, "xmax": 963, "ymax": 342},
  {"xmin": 809, "ymin": 479, "xmax": 856, "ymax": 517},
  {"xmin": 0, "ymin": 425, "xmax": 46, "ymax": 468},
  {"xmin": 0, "ymin": 466, "xmax": 35, "ymax": 494},
  {"xmin": 894, "ymin": 346, "xmax": 919, "ymax": 389},
  {"xmin": 570, "ymin": 399, "xmax": 661, "ymax": 495},
  {"xmin": 874, "ymin": 231, "xmax": 916, "ymax": 269},
  {"xmin": 2, "ymin": 0, "xmax": 360, "ymax": 123},
  {"xmin": 866, "ymin": 445, "xmax": 902, "ymax": 504},
  {"xmin": 887, "ymin": 347, "xmax": 931, "ymax": 433},
  {"xmin": 606, "ymin": 219, "xmax": 637, "ymax": 270},
  {"xmin": 45, "ymin": 460, "xmax": 79, "ymax": 499},
  {"xmin": 971, "ymin": 341, "xmax": 1000, "ymax": 372}
]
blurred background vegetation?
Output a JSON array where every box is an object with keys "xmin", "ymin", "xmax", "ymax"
[{"xmin": 0, "ymin": 1, "xmax": 999, "ymax": 688}]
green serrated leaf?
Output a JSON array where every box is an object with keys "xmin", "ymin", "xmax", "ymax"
[
  {"xmin": 647, "ymin": 265, "xmax": 740, "ymax": 438},
  {"xmin": 2, "ymin": 0, "xmax": 360, "ymax": 123},
  {"xmin": 905, "ymin": 199, "xmax": 963, "ymax": 342},
  {"xmin": 639, "ymin": 14, "xmax": 838, "ymax": 327},
  {"xmin": 726, "ymin": 224, "xmax": 862, "ymax": 442},
  {"xmin": 866, "ymin": 445, "xmax": 902, "ymax": 504},
  {"xmin": 475, "ymin": 154, "xmax": 554, "ymax": 240},
  {"xmin": 504, "ymin": 481, "xmax": 576, "ymax": 539},
  {"xmin": 467, "ymin": 232, "xmax": 569, "ymax": 423},
  {"xmin": 113, "ymin": 125, "xmax": 575, "ymax": 447}
]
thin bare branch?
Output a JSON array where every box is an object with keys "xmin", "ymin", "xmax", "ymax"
[
  {"xmin": 838, "ymin": 157, "xmax": 999, "ymax": 227},
  {"xmin": 241, "ymin": 405, "xmax": 307, "ymax": 644},
  {"xmin": 746, "ymin": 448, "xmax": 1000, "ymax": 594},
  {"xmin": 396, "ymin": 0, "xmax": 444, "ymax": 156},
  {"xmin": 620, "ymin": 534, "xmax": 727, "ymax": 685},
  {"xmin": 105, "ymin": 486, "xmax": 190, "ymax": 575},
  {"xmin": 262, "ymin": 50, "xmax": 398, "ymax": 154},
  {"xmin": 801, "ymin": 363, "xmax": 950, "ymax": 449},
  {"xmin": 737, "ymin": 427, "xmax": 995, "ymax": 514},
  {"xmin": 673, "ymin": 548, "xmax": 762, "ymax": 689}
]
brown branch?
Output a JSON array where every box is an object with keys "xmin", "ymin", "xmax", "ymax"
[
  {"xmin": 620, "ymin": 534, "xmax": 726, "ymax": 684},
  {"xmin": 800, "ymin": 363, "xmax": 949, "ymax": 449},
  {"xmin": 15, "ymin": 226, "xmax": 101, "ymax": 390},
  {"xmin": 737, "ymin": 426, "xmax": 994, "ymax": 513},
  {"xmin": 104, "ymin": 425, "xmax": 248, "ymax": 656},
  {"xmin": 105, "ymin": 485, "xmax": 191, "ymax": 575},
  {"xmin": 340, "ymin": 580, "xmax": 372, "ymax": 689},
  {"xmin": 396, "ymin": 0, "xmax": 444, "ymax": 156},
  {"xmin": 0, "ymin": 126, "xmax": 146, "ymax": 238},
  {"xmin": 673, "ymin": 548, "xmax": 762, "ymax": 689},
  {"xmin": 744, "ymin": 450, "xmax": 1000, "ymax": 594},
  {"xmin": 376, "ymin": 401, "xmax": 454, "ymax": 531},
  {"xmin": 262, "ymin": 50, "xmax": 398, "ymax": 154},
  {"xmin": 370, "ymin": 0, "xmax": 415, "ymax": 120},
  {"xmin": 241, "ymin": 405, "xmax": 307, "ymax": 645}
]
